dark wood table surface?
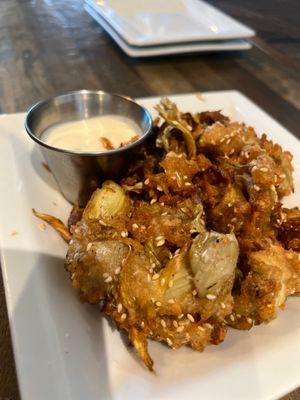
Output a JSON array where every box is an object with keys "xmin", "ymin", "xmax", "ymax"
[{"xmin": 0, "ymin": 0, "xmax": 299, "ymax": 399}]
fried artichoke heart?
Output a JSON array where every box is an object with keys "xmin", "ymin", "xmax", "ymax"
[
  {"xmin": 66, "ymin": 181, "xmax": 239, "ymax": 370},
  {"xmin": 62, "ymin": 99, "xmax": 299, "ymax": 371}
]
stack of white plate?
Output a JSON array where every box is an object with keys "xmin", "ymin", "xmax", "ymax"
[{"xmin": 84, "ymin": 0, "xmax": 255, "ymax": 57}]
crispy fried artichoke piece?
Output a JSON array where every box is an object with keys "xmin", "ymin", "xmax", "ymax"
[
  {"xmin": 83, "ymin": 180, "xmax": 131, "ymax": 226},
  {"xmin": 230, "ymin": 244, "xmax": 300, "ymax": 329},
  {"xmin": 66, "ymin": 179, "xmax": 239, "ymax": 370},
  {"xmin": 155, "ymin": 98, "xmax": 196, "ymax": 158},
  {"xmin": 189, "ymin": 231, "xmax": 239, "ymax": 297},
  {"xmin": 32, "ymin": 208, "xmax": 71, "ymax": 242},
  {"xmin": 107, "ymin": 244, "xmax": 228, "ymax": 371},
  {"xmin": 66, "ymin": 181, "xmax": 132, "ymax": 302},
  {"xmin": 278, "ymin": 207, "xmax": 300, "ymax": 251}
]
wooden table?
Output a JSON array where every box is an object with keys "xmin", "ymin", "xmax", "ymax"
[{"xmin": 0, "ymin": 1, "xmax": 299, "ymax": 399}]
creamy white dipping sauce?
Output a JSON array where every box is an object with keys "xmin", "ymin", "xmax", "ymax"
[{"xmin": 42, "ymin": 115, "xmax": 141, "ymax": 152}]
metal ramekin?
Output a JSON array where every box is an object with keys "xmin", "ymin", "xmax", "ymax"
[{"xmin": 25, "ymin": 90, "xmax": 153, "ymax": 206}]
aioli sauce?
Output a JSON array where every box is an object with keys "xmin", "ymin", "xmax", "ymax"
[{"xmin": 43, "ymin": 115, "xmax": 141, "ymax": 152}]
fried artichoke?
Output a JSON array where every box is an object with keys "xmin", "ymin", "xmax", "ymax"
[{"xmin": 42, "ymin": 98, "xmax": 299, "ymax": 371}]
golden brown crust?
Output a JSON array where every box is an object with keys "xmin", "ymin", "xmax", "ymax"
[{"xmin": 63, "ymin": 98, "xmax": 299, "ymax": 370}]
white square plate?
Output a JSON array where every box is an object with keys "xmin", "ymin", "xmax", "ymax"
[
  {"xmin": 85, "ymin": 3, "xmax": 251, "ymax": 57},
  {"xmin": 0, "ymin": 91, "xmax": 299, "ymax": 400},
  {"xmin": 87, "ymin": 0, "xmax": 255, "ymax": 46}
]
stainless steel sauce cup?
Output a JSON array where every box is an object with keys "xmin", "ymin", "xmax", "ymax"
[{"xmin": 25, "ymin": 90, "xmax": 153, "ymax": 206}]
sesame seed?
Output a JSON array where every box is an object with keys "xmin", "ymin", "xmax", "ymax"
[
  {"xmin": 117, "ymin": 303, "xmax": 122, "ymax": 313},
  {"xmin": 173, "ymin": 320, "xmax": 178, "ymax": 328},
  {"xmin": 246, "ymin": 317, "xmax": 253, "ymax": 324},
  {"xmin": 132, "ymin": 223, "xmax": 139, "ymax": 229},
  {"xmin": 206, "ymin": 294, "xmax": 216, "ymax": 300},
  {"xmin": 252, "ymin": 166, "xmax": 258, "ymax": 172},
  {"xmin": 192, "ymin": 290, "xmax": 197, "ymax": 296},
  {"xmin": 166, "ymin": 338, "xmax": 173, "ymax": 346},
  {"xmin": 144, "ymin": 178, "xmax": 150, "ymax": 185},
  {"xmin": 168, "ymin": 279, "xmax": 174, "ymax": 288},
  {"xmin": 230, "ymin": 314, "xmax": 235, "ymax": 322},
  {"xmin": 183, "ymin": 175, "xmax": 188, "ymax": 179},
  {"xmin": 121, "ymin": 230, "xmax": 128, "ymax": 238},
  {"xmin": 115, "ymin": 267, "xmax": 121, "ymax": 275},
  {"xmin": 205, "ymin": 323, "xmax": 213, "ymax": 329},
  {"xmin": 260, "ymin": 167, "xmax": 268, "ymax": 172},
  {"xmin": 120, "ymin": 313, "xmax": 127, "ymax": 321},
  {"xmin": 150, "ymin": 198, "xmax": 157, "ymax": 204},
  {"xmin": 190, "ymin": 229, "xmax": 198, "ymax": 234},
  {"xmin": 176, "ymin": 326, "xmax": 184, "ymax": 332},
  {"xmin": 236, "ymin": 314, "xmax": 241, "ymax": 318},
  {"xmin": 141, "ymin": 321, "xmax": 145, "ymax": 328},
  {"xmin": 147, "ymin": 274, "xmax": 151, "ymax": 282},
  {"xmin": 167, "ymin": 299, "xmax": 175, "ymax": 304},
  {"xmin": 161, "ymin": 319, "xmax": 166, "ymax": 328},
  {"xmin": 197, "ymin": 326, "xmax": 205, "ymax": 332},
  {"xmin": 178, "ymin": 314, "xmax": 184, "ymax": 319},
  {"xmin": 152, "ymin": 273, "xmax": 160, "ymax": 280},
  {"xmin": 157, "ymin": 186, "xmax": 163, "ymax": 192},
  {"xmin": 156, "ymin": 235, "xmax": 164, "ymax": 241},
  {"xmin": 220, "ymin": 302, "xmax": 226, "ymax": 309},
  {"xmin": 185, "ymin": 182, "xmax": 192, "ymax": 186},
  {"xmin": 253, "ymin": 185, "xmax": 260, "ymax": 191},
  {"xmin": 102, "ymin": 272, "xmax": 109, "ymax": 278},
  {"xmin": 156, "ymin": 239, "xmax": 165, "ymax": 247},
  {"xmin": 161, "ymin": 278, "xmax": 166, "ymax": 286},
  {"xmin": 156, "ymin": 301, "xmax": 162, "ymax": 307},
  {"xmin": 279, "ymin": 173, "xmax": 285, "ymax": 178},
  {"xmin": 187, "ymin": 314, "xmax": 195, "ymax": 322},
  {"xmin": 161, "ymin": 212, "xmax": 168, "ymax": 216},
  {"xmin": 104, "ymin": 276, "xmax": 112, "ymax": 283},
  {"xmin": 86, "ymin": 243, "xmax": 92, "ymax": 251}
]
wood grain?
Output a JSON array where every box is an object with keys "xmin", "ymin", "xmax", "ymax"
[{"xmin": 0, "ymin": 0, "xmax": 299, "ymax": 399}]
